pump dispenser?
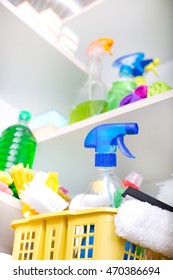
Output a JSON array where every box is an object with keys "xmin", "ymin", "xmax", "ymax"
[
  {"xmin": 68, "ymin": 38, "xmax": 114, "ymax": 124},
  {"xmin": 80, "ymin": 123, "xmax": 139, "ymax": 209}
]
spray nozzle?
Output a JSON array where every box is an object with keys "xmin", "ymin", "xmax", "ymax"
[
  {"xmin": 112, "ymin": 52, "xmax": 160, "ymax": 78},
  {"xmin": 86, "ymin": 37, "xmax": 114, "ymax": 58},
  {"xmin": 84, "ymin": 123, "xmax": 138, "ymax": 167}
]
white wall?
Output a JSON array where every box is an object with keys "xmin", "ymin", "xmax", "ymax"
[{"xmin": 0, "ymin": 99, "xmax": 19, "ymax": 134}]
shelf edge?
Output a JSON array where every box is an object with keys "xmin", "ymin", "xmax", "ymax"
[{"xmin": 36, "ymin": 89, "xmax": 173, "ymax": 143}]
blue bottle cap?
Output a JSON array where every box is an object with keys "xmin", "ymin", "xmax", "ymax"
[{"xmin": 95, "ymin": 153, "xmax": 116, "ymax": 167}]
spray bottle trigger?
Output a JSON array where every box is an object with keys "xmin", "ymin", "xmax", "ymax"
[
  {"xmin": 145, "ymin": 63, "xmax": 158, "ymax": 76},
  {"xmin": 117, "ymin": 135, "xmax": 135, "ymax": 158}
]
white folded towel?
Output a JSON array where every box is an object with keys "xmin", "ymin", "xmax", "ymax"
[{"xmin": 114, "ymin": 199, "xmax": 173, "ymax": 258}]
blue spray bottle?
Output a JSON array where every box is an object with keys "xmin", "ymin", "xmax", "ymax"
[
  {"xmin": 78, "ymin": 123, "xmax": 139, "ymax": 258},
  {"xmin": 81, "ymin": 123, "xmax": 139, "ymax": 208},
  {"xmin": 112, "ymin": 52, "xmax": 160, "ymax": 85},
  {"xmin": 108, "ymin": 52, "xmax": 160, "ymax": 110}
]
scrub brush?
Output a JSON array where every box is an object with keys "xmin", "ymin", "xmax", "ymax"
[{"xmin": 19, "ymin": 172, "xmax": 69, "ymax": 214}]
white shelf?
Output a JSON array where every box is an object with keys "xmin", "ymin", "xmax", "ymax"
[
  {"xmin": 33, "ymin": 90, "xmax": 173, "ymax": 196},
  {"xmin": 0, "ymin": 0, "xmax": 86, "ymax": 69},
  {"xmin": 36, "ymin": 90, "xmax": 173, "ymax": 142},
  {"xmin": 0, "ymin": 192, "xmax": 22, "ymax": 254},
  {"xmin": 0, "ymin": 1, "xmax": 87, "ymax": 117}
]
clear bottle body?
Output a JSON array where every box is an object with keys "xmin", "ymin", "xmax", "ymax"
[
  {"xmin": 80, "ymin": 167, "xmax": 124, "ymax": 208},
  {"xmin": 68, "ymin": 56, "xmax": 108, "ymax": 124}
]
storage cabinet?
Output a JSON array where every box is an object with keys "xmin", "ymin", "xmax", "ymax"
[{"xmin": 0, "ymin": 0, "xmax": 173, "ymax": 254}]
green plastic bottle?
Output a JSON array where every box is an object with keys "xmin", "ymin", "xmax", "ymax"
[{"xmin": 0, "ymin": 110, "xmax": 37, "ymax": 198}]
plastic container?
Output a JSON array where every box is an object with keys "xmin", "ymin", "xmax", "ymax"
[
  {"xmin": 112, "ymin": 52, "xmax": 160, "ymax": 85},
  {"xmin": 78, "ymin": 123, "xmax": 139, "ymax": 209},
  {"xmin": 107, "ymin": 52, "xmax": 160, "ymax": 110},
  {"xmin": 68, "ymin": 38, "xmax": 114, "ymax": 124},
  {"xmin": 0, "ymin": 110, "xmax": 37, "ymax": 198},
  {"xmin": 11, "ymin": 208, "xmax": 169, "ymax": 260},
  {"xmin": 122, "ymin": 171, "xmax": 143, "ymax": 190}
]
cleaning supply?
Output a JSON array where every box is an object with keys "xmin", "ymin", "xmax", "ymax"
[
  {"xmin": 119, "ymin": 85, "xmax": 148, "ymax": 107},
  {"xmin": 45, "ymin": 172, "xmax": 59, "ymax": 193},
  {"xmin": 114, "ymin": 171, "xmax": 143, "ymax": 208},
  {"xmin": 0, "ymin": 170, "xmax": 13, "ymax": 185},
  {"xmin": 0, "ymin": 110, "xmax": 37, "ymax": 198},
  {"xmin": 58, "ymin": 186, "xmax": 71, "ymax": 203},
  {"xmin": 71, "ymin": 123, "xmax": 139, "ymax": 259},
  {"xmin": 68, "ymin": 38, "xmax": 114, "ymax": 124},
  {"xmin": 29, "ymin": 109, "xmax": 67, "ymax": 139},
  {"xmin": 107, "ymin": 53, "xmax": 142, "ymax": 110},
  {"xmin": 19, "ymin": 171, "xmax": 69, "ymax": 214},
  {"xmin": 0, "ymin": 170, "xmax": 13, "ymax": 195},
  {"xmin": 107, "ymin": 52, "xmax": 160, "ymax": 110},
  {"xmin": 9, "ymin": 163, "xmax": 35, "ymax": 195},
  {"xmin": 114, "ymin": 187, "xmax": 173, "ymax": 258},
  {"xmin": 10, "ymin": 163, "xmax": 37, "ymax": 217},
  {"xmin": 148, "ymin": 80, "xmax": 172, "ymax": 97},
  {"xmin": 0, "ymin": 181, "xmax": 13, "ymax": 196},
  {"xmin": 70, "ymin": 123, "xmax": 139, "ymax": 210},
  {"xmin": 122, "ymin": 171, "xmax": 143, "ymax": 190},
  {"xmin": 112, "ymin": 52, "xmax": 160, "ymax": 85},
  {"xmin": 107, "ymin": 80, "xmax": 137, "ymax": 110}
]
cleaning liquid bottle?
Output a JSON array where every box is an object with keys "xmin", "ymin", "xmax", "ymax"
[
  {"xmin": 107, "ymin": 53, "xmax": 143, "ymax": 110},
  {"xmin": 0, "ymin": 110, "xmax": 37, "ymax": 198},
  {"xmin": 68, "ymin": 38, "xmax": 114, "ymax": 124},
  {"xmin": 79, "ymin": 123, "xmax": 139, "ymax": 209},
  {"xmin": 112, "ymin": 52, "xmax": 160, "ymax": 85},
  {"xmin": 114, "ymin": 171, "xmax": 143, "ymax": 208},
  {"xmin": 107, "ymin": 52, "xmax": 160, "ymax": 110}
]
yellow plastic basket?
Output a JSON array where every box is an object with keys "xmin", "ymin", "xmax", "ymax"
[{"xmin": 11, "ymin": 208, "xmax": 168, "ymax": 260}]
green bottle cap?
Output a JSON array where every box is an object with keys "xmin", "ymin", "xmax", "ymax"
[{"xmin": 18, "ymin": 110, "xmax": 31, "ymax": 121}]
